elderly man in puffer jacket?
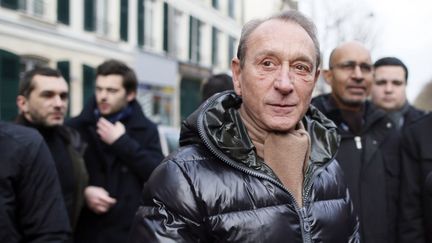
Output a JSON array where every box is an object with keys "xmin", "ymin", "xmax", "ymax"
[{"xmin": 129, "ymin": 10, "xmax": 359, "ymax": 243}]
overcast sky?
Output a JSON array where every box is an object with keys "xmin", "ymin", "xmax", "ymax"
[
  {"xmin": 366, "ymin": 0, "xmax": 432, "ymax": 102},
  {"xmin": 300, "ymin": 0, "xmax": 432, "ymax": 102}
]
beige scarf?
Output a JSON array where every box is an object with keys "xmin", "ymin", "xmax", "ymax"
[{"xmin": 240, "ymin": 108, "xmax": 311, "ymax": 207}]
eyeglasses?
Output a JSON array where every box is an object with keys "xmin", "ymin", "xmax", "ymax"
[{"xmin": 330, "ymin": 61, "xmax": 373, "ymax": 73}]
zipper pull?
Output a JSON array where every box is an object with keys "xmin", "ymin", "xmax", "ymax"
[{"xmin": 354, "ymin": 136, "xmax": 362, "ymax": 149}]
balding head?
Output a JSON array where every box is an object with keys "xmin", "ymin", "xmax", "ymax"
[{"xmin": 329, "ymin": 41, "xmax": 371, "ymax": 68}]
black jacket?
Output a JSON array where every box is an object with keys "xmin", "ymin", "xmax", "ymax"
[
  {"xmin": 401, "ymin": 104, "xmax": 425, "ymax": 129},
  {"xmin": 16, "ymin": 116, "xmax": 88, "ymax": 230},
  {"xmin": 0, "ymin": 122, "xmax": 70, "ymax": 242},
  {"xmin": 312, "ymin": 94, "xmax": 400, "ymax": 243},
  {"xmin": 67, "ymin": 98, "xmax": 164, "ymax": 243},
  {"xmin": 399, "ymin": 113, "xmax": 432, "ymax": 243},
  {"xmin": 129, "ymin": 91, "xmax": 359, "ymax": 243}
]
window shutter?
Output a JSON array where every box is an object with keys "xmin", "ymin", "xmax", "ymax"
[
  {"xmin": 120, "ymin": 0, "xmax": 129, "ymax": 41},
  {"xmin": 0, "ymin": 50, "xmax": 19, "ymax": 121},
  {"xmin": 137, "ymin": 0, "xmax": 144, "ymax": 46},
  {"xmin": 163, "ymin": 2, "xmax": 168, "ymax": 52},
  {"xmin": 1, "ymin": 0, "xmax": 18, "ymax": 10},
  {"xmin": 57, "ymin": 0, "xmax": 70, "ymax": 25},
  {"xmin": 84, "ymin": 0, "xmax": 95, "ymax": 31},
  {"xmin": 57, "ymin": 61, "xmax": 70, "ymax": 83},
  {"xmin": 82, "ymin": 64, "xmax": 95, "ymax": 105}
]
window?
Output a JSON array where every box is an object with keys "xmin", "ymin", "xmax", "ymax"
[
  {"xmin": 84, "ymin": 0, "xmax": 110, "ymax": 35},
  {"xmin": 228, "ymin": 0, "xmax": 235, "ymax": 18},
  {"xmin": 19, "ymin": 0, "xmax": 45, "ymax": 18},
  {"xmin": 211, "ymin": 0, "xmax": 218, "ymax": 9},
  {"xmin": 20, "ymin": 55, "xmax": 48, "ymax": 73},
  {"xmin": 189, "ymin": 16, "xmax": 201, "ymax": 63},
  {"xmin": 144, "ymin": 0, "xmax": 155, "ymax": 47},
  {"xmin": 228, "ymin": 36, "xmax": 236, "ymax": 67},
  {"xmin": 162, "ymin": 3, "xmax": 181, "ymax": 56},
  {"xmin": 136, "ymin": 84, "xmax": 174, "ymax": 126},
  {"xmin": 211, "ymin": 27, "xmax": 219, "ymax": 66},
  {"xmin": 95, "ymin": 0, "xmax": 109, "ymax": 35}
]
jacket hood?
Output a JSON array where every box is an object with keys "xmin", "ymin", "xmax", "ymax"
[{"xmin": 180, "ymin": 91, "xmax": 340, "ymax": 171}]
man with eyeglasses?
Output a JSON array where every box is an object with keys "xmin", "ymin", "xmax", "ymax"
[{"xmin": 312, "ymin": 41, "xmax": 400, "ymax": 243}]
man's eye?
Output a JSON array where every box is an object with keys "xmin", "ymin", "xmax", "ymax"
[
  {"xmin": 295, "ymin": 64, "xmax": 307, "ymax": 71},
  {"xmin": 41, "ymin": 92, "xmax": 55, "ymax": 98},
  {"xmin": 293, "ymin": 64, "xmax": 311, "ymax": 74},
  {"xmin": 393, "ymin": 81, "xmax": 404, "ymax": 86},
  {"xmin": 375, "ymin": 80, "xmax": 387, "ymax": 86},
  {"xmin": 341, "ymin": 63, "xmax": 355, "ymax": 69},
  {"xmin": 263, "ymin": 61, "xmax": 273, "ymax": 67}
]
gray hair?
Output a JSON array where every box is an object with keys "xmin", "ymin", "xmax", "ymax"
[{"xmin": 236, "ymin": 10, "xmax": 321, "ymax": 68}]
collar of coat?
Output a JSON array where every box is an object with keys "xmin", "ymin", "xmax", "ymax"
[
  {"xmin": 312, "ymin": 93, "xmax": 391, "ymax": 133},
  {"xmin": 180, "ymin": 91, "xmax": 340, "ymax": 173},
  {"xmin": 72, "ymin": 96, "xmax": 150, "ymax": 130}
]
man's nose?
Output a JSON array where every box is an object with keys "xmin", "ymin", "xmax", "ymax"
[
  {"xmin": 352, "ymin": 65, "xmax": 364, "ymax": 80},
  {"xmin": 274, "ymin": 65, "xmax": 294, "ymax": 94},
  {"xmin": 98, "ymin": 90, "xmax": 108, "ymax": 99},
  {"xmin": 384, "ymin": 83, "xmax": 393, "ymax": 93},
  {"xmin": 53, "ymin": 95, "xmax": 64, "ymax": 106}
]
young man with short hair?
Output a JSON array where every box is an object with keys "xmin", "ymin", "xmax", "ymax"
[{"xmin": 67, "ymin": 59, "xmax": 164, "ymax": 243}]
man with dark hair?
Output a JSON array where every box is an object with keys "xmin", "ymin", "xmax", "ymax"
[
  {"xmin": 16, "ymin": 66, "xmax": 88, "ymax": 231},
  {"xmin": 129, "ymin": 11, "xmax": 359, "ymax": 242},
  {"xmin": 0, "ymin": 121, "xmax": 70, "ymax": 242},
  {"xmin": 371, "ymin": 57, "xmax": 425, "ymax": 129},
  {"xmin": 201, "ymin": 73, "xmax": 233, "ymax": 102},
  {"xmin": 312, "ymin": 42, "xmax": 400, "ymax": 243},
  {"xmin": 67, "ymin": 59, "xmax": 164, "ymax": 243}
]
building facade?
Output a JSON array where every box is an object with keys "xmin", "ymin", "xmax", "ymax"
[{"xmin": 0, "ymin": 0, "xmax": 291, "ymax": 126}]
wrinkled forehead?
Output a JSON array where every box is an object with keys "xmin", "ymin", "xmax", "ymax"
[{"xmin": 247, "ymin": 19, "xmax": 317, "ymax": 63}]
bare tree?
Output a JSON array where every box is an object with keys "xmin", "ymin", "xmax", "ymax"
[{"xmin": 300, "ymin": 0, "xmax": 381, "ymax": 96}]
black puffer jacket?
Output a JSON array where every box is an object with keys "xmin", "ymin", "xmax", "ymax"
[{"xmin": 129, "ymin": 91, "xmax": 359, "ymax": 243}]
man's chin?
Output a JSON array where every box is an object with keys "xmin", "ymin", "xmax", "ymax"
[
  {"xmin": 46, "ymin": 120, "xmax": 63, "ymax": 127},
  {"xmin": 266, "ymin": 119, "xmax": 298, "ymax": 133},
  {"xmin": 342, "ymin": 97, "xmax": 366, "ymax": 107}
]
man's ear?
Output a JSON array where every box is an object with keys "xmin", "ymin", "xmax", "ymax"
[
  {"xmin": 126, "ymin": 91, "xmax": 136, "ymax": 102},
  {"xmin": 231, "ymin": 57, "xmax": 242, "ymax": 96},
  {"xmin": 16, "ymin": 95, "xmax": 28, "ymax": 114},
  {"xmin": 323, "ymin": 69, "xmax": 333, "ymax": 85}
]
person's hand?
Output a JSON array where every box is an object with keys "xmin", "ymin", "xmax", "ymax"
[
  {"xmin": 96, "ymin": 117, "xmax": 125, "ymax": 145},
  {"xmin": 84, "ymin": 186, "xmax": 117, "ymax": 214}
]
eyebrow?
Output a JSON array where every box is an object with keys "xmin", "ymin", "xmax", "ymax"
[{"xmin": 253, "ymin": 50, "xmax": 315, "ymax": 65}]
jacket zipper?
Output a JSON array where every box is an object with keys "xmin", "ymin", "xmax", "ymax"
[{"xmin": 196, "ymin": 101, "xmax": 315, "ymax": 243}]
